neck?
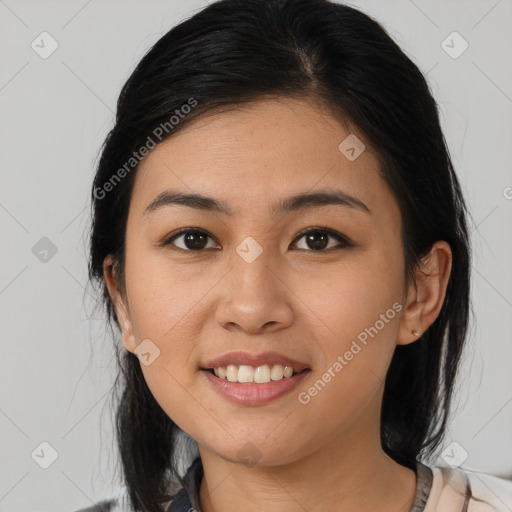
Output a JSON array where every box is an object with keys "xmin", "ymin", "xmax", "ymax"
[{"xmin": 197, "ymin": 394, "xmax": 417, "ymax": 512}]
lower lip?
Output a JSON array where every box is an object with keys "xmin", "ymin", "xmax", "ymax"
[{"xmin": 201, "ymin": 369, "xmax": 311, "ymax": 406}]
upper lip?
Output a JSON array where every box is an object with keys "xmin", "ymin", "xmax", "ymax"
[{"xmin": 201, "ymin": 350, "xmax": 310, "ymax": 372}]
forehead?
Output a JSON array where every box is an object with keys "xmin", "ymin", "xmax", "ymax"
[{"xmin": 130, "ymin": 97, "xmax": 395, "ymax": 220}]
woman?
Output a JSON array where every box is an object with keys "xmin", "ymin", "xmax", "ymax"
[{"xmin": 80, "ymin": 0, "xmax": 512, "ymax": 511}]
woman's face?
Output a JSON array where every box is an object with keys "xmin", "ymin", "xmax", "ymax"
[{"xmin": 106, "ymin": 97, "xmax": 417, "ymax": 465}]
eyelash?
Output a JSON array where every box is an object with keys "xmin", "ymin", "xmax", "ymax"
[{"xmin": 161, "ymin": 227, "xmax": 352, "ymax": 253}]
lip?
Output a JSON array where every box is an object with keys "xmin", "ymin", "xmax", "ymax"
[
  {"xmin": 201, "ymin": 350, "xmax": 310, "ymax": 373},
  {"xmin": 201, "ymin": 367, "xmax": 311, "ymax": 406}
]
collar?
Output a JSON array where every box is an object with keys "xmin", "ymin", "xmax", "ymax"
[{"xmin": 166, "ymin": 456, "xmax": 203, "ymax": 512}]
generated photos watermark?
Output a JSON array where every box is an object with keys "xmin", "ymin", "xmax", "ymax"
[
  {"xmin": 298, "ymin": 301, "xmax": 403, "ymax": 404},
  {"xmin": 93, "ymin": 97, "xmax": 198, "ymax": 200}
]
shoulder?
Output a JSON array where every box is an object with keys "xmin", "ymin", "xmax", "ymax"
[
  {"xmin": 463, "ymin": 467, "xmax": 512, "ymax": 511},
  {"xmin": 424, "ymin": 464, "xmax": 512, "ymax": 512}
]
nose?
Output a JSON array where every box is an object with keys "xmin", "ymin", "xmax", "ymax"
[{"xmin": 214, "ymin": 254, "xmax": 294, "ymax": 335}]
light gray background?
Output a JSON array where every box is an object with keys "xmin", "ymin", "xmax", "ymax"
[{"xmin": 1, "ymin": 0, "xmax": 511, "ymax": 511}]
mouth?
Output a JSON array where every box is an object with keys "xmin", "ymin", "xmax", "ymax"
[
  {"xmin": 200, "ymin": 350, "xmax": 311, "ymax": 385},
  {"xmin": 200, "ymin": 366, "xmax": 312, "ymax": 406},
  {"xmin": 201, "ymin": 365, "xmax": 309, "ymax": 384}
]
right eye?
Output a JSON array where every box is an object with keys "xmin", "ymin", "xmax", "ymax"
[{"xmin": 161, "ymin": 228, "xmax": 220, "ymax": 252}]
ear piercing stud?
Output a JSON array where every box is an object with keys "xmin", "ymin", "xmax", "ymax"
[{"xmin": 412, "ymin": 330, "xmax": 419, "ymax": 336}]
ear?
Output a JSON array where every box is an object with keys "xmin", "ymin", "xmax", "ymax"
[
  {"xmin": 396, "ymin": 241, "xmax": 452, "ymax": 346},
  {"xmin": 103, "ymin": 254, "xmax": 136, "ymax": 353}
]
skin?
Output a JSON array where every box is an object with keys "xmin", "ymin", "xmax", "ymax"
[{"xmin": 103, "ymin": 97, "xmax": 452, "ymax": 512}]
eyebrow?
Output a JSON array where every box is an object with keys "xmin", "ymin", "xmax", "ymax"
[{"xmin": 143, "ymin": 188, "xmax": 371, "ymax": 217}]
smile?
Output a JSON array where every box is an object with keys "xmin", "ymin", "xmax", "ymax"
[
  {"xmin": 201, "ymin": 367, "xmax": 311, "ymax": 406},
  {"xmin": 208, "ymin": 363, "xmax": 301, "ymax": 383}
]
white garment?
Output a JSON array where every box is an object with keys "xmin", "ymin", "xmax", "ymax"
[{"xmin": 423, "ymin": 465, "xmax": 512, "ymax": 511}]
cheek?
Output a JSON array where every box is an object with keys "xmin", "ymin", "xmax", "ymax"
[
  {"xmin": 289, "ymin": 255, "xmax": 404, "ymax": 421},
  {"xmin": 122, "ymin": 255, "xmax": 207, "ymax": 412},
  {"xmin": 293, "ymin": 252, "xmax": 403, "ymax": 348},
  {"xmin": 292, "ymin": 264, "xmax": 402, "ymax": 436},
  {"xmin": 124, "ymin": 252, "xmax": 210, "ymax": 343}
]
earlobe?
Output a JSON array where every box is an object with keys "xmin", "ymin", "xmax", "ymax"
[
  {"xmin": 396, "ymin": 241, "xmax": 452, "ymax": 346},
  {"xmin": 103, "ymin": 255, "xmax": 137, "ymax": 353}
]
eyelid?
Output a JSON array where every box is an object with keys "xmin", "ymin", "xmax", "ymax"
[
  {"xmin": 291, "ymin": 227, "xmax": 352, "ymax": 250},
  {"xmin": 161, "ymin": 226, "xmax": 352, "ymax": 251},
  {"xmin": 161, "ymin": 227, "xmax": 219, "ymax": 249}
]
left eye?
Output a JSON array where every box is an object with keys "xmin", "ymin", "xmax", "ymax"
[
  {"xmin": 162, "ymin": 227, "xmax": 351, "ymax": 252},
  {"xmin": 291, "ymin": 227, "xmax": 351, "ymax": 251}
]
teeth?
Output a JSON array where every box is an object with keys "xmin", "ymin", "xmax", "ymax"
[
  {"xmin": 238, "ymin": 365, "xmax": 254, "ymax": 383},
  {"xmin": 226, "ymin": 364, "xmax": 238, "ymax": 382},
  {"xmin": 211, "ymin": 364, "xmax": 300, "ymax": 384},
  {"xmin": 254, "ymin": 364, "xmax": 271, "ymax": 383},
  {"xmin": 270, "ymin": 364, "xmax": 284, "ymax": 380}
]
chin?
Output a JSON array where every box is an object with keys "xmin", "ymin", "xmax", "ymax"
[{"xmin": 201, "ymin": 437, "xmax": 305, "ymax": 468}]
